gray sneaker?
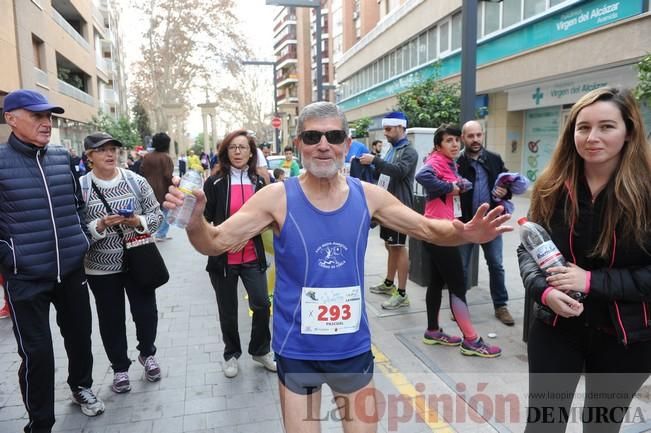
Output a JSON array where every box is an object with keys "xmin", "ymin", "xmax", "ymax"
[
  {"xmin": 71, "ymin": 387, "xmax": 105, "ymax": 417},
  {"xmin": 369, "ymin": 281, "xmax": 396, "ymax": 295},
  {"xmin": 381, "ymin": 292, "xmax": 410, "ymax": 310},
  {"xmin": 111, "ymin": 371, "xmax": 131, "ymax": 394}
]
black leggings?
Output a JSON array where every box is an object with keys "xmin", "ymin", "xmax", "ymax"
[
  {"xmin": 526, "ymin": 318, "xmax": 651, "ymax": 433},
  {"xmin": 424, "ymin": 243, "xmax": 476, "ymax": 339}
]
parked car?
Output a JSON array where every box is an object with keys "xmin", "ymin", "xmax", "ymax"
[{"xmin": 266, "ymin": 155, "xmax": 304, "ymax": 178}]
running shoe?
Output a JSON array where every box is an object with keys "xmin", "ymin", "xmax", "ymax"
[
  {"xmin": 111, "ymin": 371, "xmax": 131, "ymax": 394},
  {"xmin": 138, "ymin": 355, "xmax": 162, "ymax": 382},
  {"xmin": 381, "ymin": 292, "xmax": 410, "ymax": 310},
  {"xmin": 460, "ymin": 337, "xmax": 502, "ymax": 358},
  {"xmin": 369, "ymin": 281, "xmax": 396, "ymax": 295},
  {"xmin": 223, "ymin": 357, "xmax": 238, "ymax": 378},
  {"xmin": 253, "ymin": 352, "xmax": 277, "ymax": 372},
  {"xmin": 71, "ymin": 387, "xmax": 105, "ymax": 416},
  {"xmin": 423, "ymin": 329, "xmax": 462, "ymax": 346}
]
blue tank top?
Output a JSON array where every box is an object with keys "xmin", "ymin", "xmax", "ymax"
[{"xmin": 272, "ymin": 176, "xmax": 371, "ymax": 360}]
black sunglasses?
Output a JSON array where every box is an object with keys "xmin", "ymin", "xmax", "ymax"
[{"xmin": 300, "ymin": 130, "xmax": 347, "ymax": 145}]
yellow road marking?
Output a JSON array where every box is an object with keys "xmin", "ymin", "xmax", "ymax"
[{"xmin": 372, "ymin": 344, "xmax": 454, "ymax": 432}]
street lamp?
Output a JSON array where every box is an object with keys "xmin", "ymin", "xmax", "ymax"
[
  {"xmin": 241, "ymin": 60, "xmax": 280, "ymax": 151},
  {"xmin": 265, "ymin": 0, "xmax": 324, "ymax": 102}
]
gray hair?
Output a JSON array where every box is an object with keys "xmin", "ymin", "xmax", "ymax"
[{"xmin": 296, "ymin": 101, "xmax": 348, "ymax": 135}]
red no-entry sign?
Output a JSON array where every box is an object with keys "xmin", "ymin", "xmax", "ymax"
[{"xmin": 271, "ymin": 117, "xmax": 281, "ymax": 129}]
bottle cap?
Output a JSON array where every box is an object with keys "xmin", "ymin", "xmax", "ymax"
[{"xmin": 517, "ymin": 217, "xmax": 528, "ymax": 225}]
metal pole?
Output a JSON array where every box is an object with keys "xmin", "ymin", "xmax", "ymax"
[
  {"xmin": 461, "ymin": 0, "xmax": 480, "ymax": 289},
  {"xmin": 272, "ymin": 63, "xmax": 280, "ymax": 152},
  {"xmin": 461, "ymin": 0, "xmax": 478, "ymax": 124},
  {"xmin": 315, "ymin": 6, "xmax": 323, "ymax": 101}
]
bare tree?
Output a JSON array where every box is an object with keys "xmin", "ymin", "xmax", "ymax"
[
  {"xmin": 130, "ymin": 0, "xmax": 250, "ymax": 130},
  {"xmin": 217, "ymin": 72, "xmax": 274, "ymax": 144}
]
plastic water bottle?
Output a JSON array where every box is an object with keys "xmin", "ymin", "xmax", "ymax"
[
  {"xmin": 167, "ymin": 170, "xmax": 203, "ymax": 228},
  {"xmin": 518, "ymin": 217, "xmax": 584, "ymax": 301}
]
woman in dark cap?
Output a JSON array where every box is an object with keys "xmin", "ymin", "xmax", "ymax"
[{"xmin": 80, "ymin": 132, "xmax": 164, "ymax": 394}]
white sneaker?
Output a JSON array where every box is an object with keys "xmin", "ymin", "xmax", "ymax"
[
  {"xmin": 252, "ymin": 352, "xmax": 277, "ymax": 372},
  {"xmin": 223, "ymin": 357, "xmax": 239, "ymax": 378}
]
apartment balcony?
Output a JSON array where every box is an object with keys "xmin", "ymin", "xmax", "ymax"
[
  {"xmin": 91, "ymin": 2, "xmax": 107, "ymax": 35},
  {"xmin": 51, "ymin": 9, "xmax": 90, "ymax": 51},
  {"xmin": 276, "ymin": 54, "xmax": 298, "ymax": 70},
  {"xmin": 277, "ymin": 95, "xmax": 299, "ymax": 105},
  {"xmin": 101, "ymin": 34, "xmax": 114, "ymax": 49},
  {"xmin": 277, "ymin": 73, "xmax": 299, "ymax": 88},
  {"xmin": 58, "ymin": 79, "xmax": 94, "ymax": 106},
  {"xmin": 273, "ymin": 32, "xmax": 297, "ymax": 49},
  {"xmin": 273, "ymin": 14, "xmax": 297, "ymax": 33},
  {"xmin": 34, "ymin": 67, "xmax": 49, "ymax": 87},
  {"xmin": 103, "ymin": 88, "xmax": 117, "ymax": 104}
]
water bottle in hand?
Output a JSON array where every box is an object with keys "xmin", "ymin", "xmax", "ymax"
[
  {"xmin": 518, "ymin": 217, "xmax": 584, "ymax": 301},
  {"xmin": 167, "ymin": 170, "xmax": 203, "ymax": 229}
]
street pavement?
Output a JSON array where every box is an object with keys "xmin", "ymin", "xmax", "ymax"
[{"xmin": 0, "ymin": 195, "xmax": 649, "ymax": 432}]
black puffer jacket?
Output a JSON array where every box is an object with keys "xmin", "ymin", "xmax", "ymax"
[
  {"xmin": 203, "ymin": 170, "xmax": 267, "ymax": 276},
  {"xmin": 0, "ymin": 134, "xmax": 90, "ymax": 283},
  {"xmin": 518, "ymin": 179, "xmax": 651, "ymax": 345}
]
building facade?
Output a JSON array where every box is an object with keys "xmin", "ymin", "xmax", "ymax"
[
  {"xmin": 0, "ymin": 0, "xmax": 128, "ymax": 151},
  {"xmin": 271, "ymin": 0, "xmax": 380, "ymax": 150},
  {"xmin": 335, "ymin": 0, "xmax": 651, "ymax": 182}
]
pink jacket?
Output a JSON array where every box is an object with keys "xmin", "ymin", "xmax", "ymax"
[{"xmin": 415, "ymin": 152, "xmax": 460, "ymax": 221}]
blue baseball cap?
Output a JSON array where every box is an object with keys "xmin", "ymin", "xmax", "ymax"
[{"xmin": 3, "ymin": 89, "xmax": 64, "ymax": 114}]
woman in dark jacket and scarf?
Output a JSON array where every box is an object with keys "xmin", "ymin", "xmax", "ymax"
[
  {"xmin": 203, "ymin": 129, "xmax": 275, "ymax": 378},
  {"xmin": 518, "ymin": 87, "xmax": 651, "ymax": 433}
]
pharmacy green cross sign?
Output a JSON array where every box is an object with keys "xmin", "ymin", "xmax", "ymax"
[{"xmin": 532, "ymin": 87, "xmax": 544, "ymax": 105}]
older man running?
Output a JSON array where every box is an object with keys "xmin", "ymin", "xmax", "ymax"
[{"xmin": 165, "ymin": 101, "xmax": 511, "ymax": 433}]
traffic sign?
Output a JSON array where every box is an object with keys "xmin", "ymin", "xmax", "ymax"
[{"xmin": 271, "ymin": 117, "xmax": 281, "ymax": 129}]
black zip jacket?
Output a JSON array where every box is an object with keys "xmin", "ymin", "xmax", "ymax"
[
  {"xmin": 457, "ymin": 148, "xmax": 510, "ymax": 222},
  {"xmin": 203, "ymin": 171, "xmax": 267, "ymax": 276},
  {"xmin": 518, "ymin": 179, "xmax": 651, "ymax": 345}
]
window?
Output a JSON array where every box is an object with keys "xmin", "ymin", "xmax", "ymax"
[
  {"xmin": 427, "ymin": 28, "xmax": 437, "ymax": 61},
  {"xmin": 389, "ymin": 50, "xmax": 396, "ymax": 77},
  {"xmin": 451, "ymin": 13, "xmax": 462, "ymax": 50},
  {"xmin": 401, "ymin": 44, "xmax": 409, "ymax": 72},
  {"xmin": 439, "ymin": 21, "xmax": 450, "ymax": 54},
  {"xmin": 409, "ymin": 39, "xmax": 417, "ymax": 69},
  {"xmin": 483, "ymin": 1, "xmax": 501, "ymax": 36},
  {"xmin": 524, "ymin": 0, "xmax": 546, "ymax": 19},
  {"xmin": 372, "ymin": 61, "xmax": 379, "ymax": 86},
  {"xmin": 417, "ymin": 34, "xmax": 427, "ymax": 65},
  {"xmin": 32, "ymin": 34, "xmax": 45, "ymax": 70},
  {"xmin": 502, "ymin": 0, "xmax": 522, "ymax": 27},
  {"xmin": 549, "ymin": 0, "xmax": 566, "ymax": 5}
]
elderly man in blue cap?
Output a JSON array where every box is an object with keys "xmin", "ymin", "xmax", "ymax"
[
  {"xmin": 359, "ymin": 111, "xmax": 418, "ymax": 310},
  {"xmin": 1, "ymin": 90, "xmax": 104, "ymax": 433}
]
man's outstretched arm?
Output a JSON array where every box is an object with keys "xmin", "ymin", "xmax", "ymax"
[
  {"xmin": 164, "ymin": 182, "xmax": 283, "ymax": 256},
  {"xmin": 363, "ymin": 183, "xmax": 512, "ymax": 246}
]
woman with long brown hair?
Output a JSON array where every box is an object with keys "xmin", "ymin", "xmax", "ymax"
[
  {"xmin": 203, "ymin": 129, "xmax": 275, "ymax": 378},
  {"xmin": 518, "ymin": 87, "xmax": 651, "ymax": 432}
]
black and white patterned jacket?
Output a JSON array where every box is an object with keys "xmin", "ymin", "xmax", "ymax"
[{"xmin": 81, "ymin": 169, "xmax": 162, "ymax": 274}]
